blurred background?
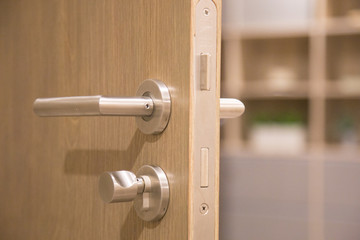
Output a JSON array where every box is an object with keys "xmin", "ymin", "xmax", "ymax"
[{"xmin": 219, "ymin": 0, "xmax": 360, "ymax": 239}]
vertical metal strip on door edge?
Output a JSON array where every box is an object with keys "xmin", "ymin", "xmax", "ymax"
[{"xmin": 191, "ymin": 0, "xmax": 218, "ymax": 239}]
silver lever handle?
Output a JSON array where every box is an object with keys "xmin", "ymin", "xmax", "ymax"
[
  {"xmin": 99, "ymin": 165, "xmax": 170, "ymax": 222},
  {"xmin": 34, "ymin": 96, "xmax": 244, "ymax": 118},
  {"xmin": 34, "ymin": 96, "xmax": 154, "ymax": 117},
  {"xmin": 33, "ymin": 79, "xmax": 171, "ymax": 134},
  {"xmin": 33, "ymin": 79, "xmax": 245, "ymax": 134}
]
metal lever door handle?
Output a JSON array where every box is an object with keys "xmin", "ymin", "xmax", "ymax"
[
  {"xmin": 33, "ymin": 79, "xmax": 171, "ymax": 134},
  {"xmin": 34, "ymin": 96, "xmax": 154, "ymax": 117},
  {"xmin": 99, "ymin": 165, "xmax": 170, "ymax": 222},
  {"xmin": 34, "ymin": 96, "xmax": 244, "ymax": 118},
  {"xmin": 33, "ymin": 79, "xmax": 245, "ymax": 134}
]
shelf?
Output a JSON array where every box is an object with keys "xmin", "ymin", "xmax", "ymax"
[
  {"xmin": 222, "ymin": 24, "xmax": 310, "ymax": 39},
  {"xmin": 325, "ymin": 99, "xmax": 360, "ymax": 145},
  {"xmin": 326, "ymin": 17, "xmax": 360, "ymax": 35},
  {"xmin": 242, "ymin": 37, "xmax": 309, "ymax": 84},
  {"xmin": 326, "ymin": 34, "xmax": 360, "ymax": 81},
  {"xmin": 221, "ymin": 0, "xmax": 360, "ymax": 156},
  {"xmin": 222, "ymin": 18, "xmax": 360, "ymax": 38},
  {"xmin": 221, "ymin": 145, "xmax": 312, "ymax": 160},
  {"xmin": 241, "ymin": 80, "xmax": 309, "ymax": 99},
  {"xmin": 327, "ymin": 0, "xmax": 360, "ymax": 18},
  {"xmin": 326, "ymin": 81, "xmax": 360, "ymax": 99},
  {"xmin": 323, "ymin": 144, "xmax": 360, "ymax": 161},
  {"xmin": 241, "ymin": 99, "xmax": 309, "ymax": 141},
  {"xmin": 221, "ymin": 144, "xmax": 360, "ymax": 162}
]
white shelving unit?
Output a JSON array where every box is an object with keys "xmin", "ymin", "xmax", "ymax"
[
  {"xmin": 220, "ymin": 1, "xmax": 360, "ymax": 239},
  {"xmin": 221, "ymin": 0, "xmax": 360, "ymax": 156}
]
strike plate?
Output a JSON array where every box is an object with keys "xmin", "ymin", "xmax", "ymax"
[{"xmin": 192, "ymin": 0, "xmax": 218, "ymax": 239}]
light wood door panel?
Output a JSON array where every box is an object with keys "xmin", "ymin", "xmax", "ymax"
[{"xmin": 0, "ymin": 0, "xmax": 221, "ymax": 239}]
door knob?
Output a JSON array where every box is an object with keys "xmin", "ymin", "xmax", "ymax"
[
  {"xmin": 33, "ymin": 79, "xmax": 245, "ymax": 134},
  {"xmin": 99, "ymin": 165, "xmax": 170, "ymax": 221}
]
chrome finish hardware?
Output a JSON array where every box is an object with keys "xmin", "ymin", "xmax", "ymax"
[
  {"xmin": 220, "ymin": 98, "xmax": 245, "ymax": 119},
  {"xmin": 33, "ymin": 79, "xmax": 171, "ymax": 134},
  {"xmin": 99, "ymin": 171, "xmax": 145, "ymax": 203},
  {"xmin": 34, "ymin": 96, "xmax": 154, "ymax": 117},
  {"xmin": 192, "ymin": 1, "xmax": 218, "ymax": 239},
  {"xmin": 99, "ymin": 165, "xmax": 169, "ymax": 222}
]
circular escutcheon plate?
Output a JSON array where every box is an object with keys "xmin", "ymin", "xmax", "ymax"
[
  {"xmin": 134, "ymin": 165, "xmax": 170, "ymax": 221},
  {"xmin": 135, "ymin": 79, "xmax": 171, "ymax": 134}
]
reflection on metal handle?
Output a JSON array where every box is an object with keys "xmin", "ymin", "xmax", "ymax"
[
  {"xmin": 33, "ymin": 96, "xmax": 153, "ymax": 117},
  {"xmin": 98, "ymin": 165, "xmax": 170, "ymax": 222},
  {"xmin": 99, "ymin": 171, "xmax": 145, "ymax": 203},
  {"xmin": 220, "ymin": 98, "xmax": 245, "ymax": 119},
  {"xmin": 34, "ymin": 96, "xmax": 244, "ymax": 118}
]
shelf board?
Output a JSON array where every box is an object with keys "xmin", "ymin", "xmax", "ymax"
[
  {"xmin": 222, "ymin": 18, "xmax": 360, "ymax": 39},
  {"xmin": 220, "ymin": 149, "xmax": 312, "ymax": 161},
  {"xmin": 222, "ymin": 23, "xmax": 310, "ymax": 40},
  {"xmin": 326, "ymin": 81, "xmax": 360, "ymax": 99},
  {"xmin": 241, "ymin": 80, "xmax": 309, "ymax": 99},
  {"xmin": 236, "ymin": 80, "xmax": 360, "ymax": 100},
  {"xmin": 220, "ymin": 143, "xmax": 360, "ymax": 162},
  {"xmin": 323, "ymin": 144, "xmax": 360, "ymax": 161},
  {"xmin": 326, "ymin": 17, "xmax": 360, "ymax": 36}
]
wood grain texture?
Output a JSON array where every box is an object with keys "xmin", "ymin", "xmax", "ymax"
[{"xmin": 0, "ymin": 0, "xmax": 203, "ymax": 239}]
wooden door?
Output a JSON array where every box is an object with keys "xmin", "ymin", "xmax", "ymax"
[{"xmin": 0, "ymin": 0, "xmax": 221, "ymax": 239}]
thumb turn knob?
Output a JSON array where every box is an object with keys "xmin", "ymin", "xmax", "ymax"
[
  {"xmin": 99, "ymin": 171, "xmax": 145, "ymax": 203},
  {"xmin": 98, "ymin": 165, "xmax": 170, "ymax": 221}
]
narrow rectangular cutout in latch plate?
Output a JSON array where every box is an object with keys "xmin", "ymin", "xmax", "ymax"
[
  {"xmin": 200, "ymin": 53, "xmax": 211, "ymax": 91},
  {"xmin": 200, "ymin": 147, "xmax": 209, "ymax": 188},
  {"xmin": 191, "ymin": 0, "xmax": 218, "ymax": 239}
]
